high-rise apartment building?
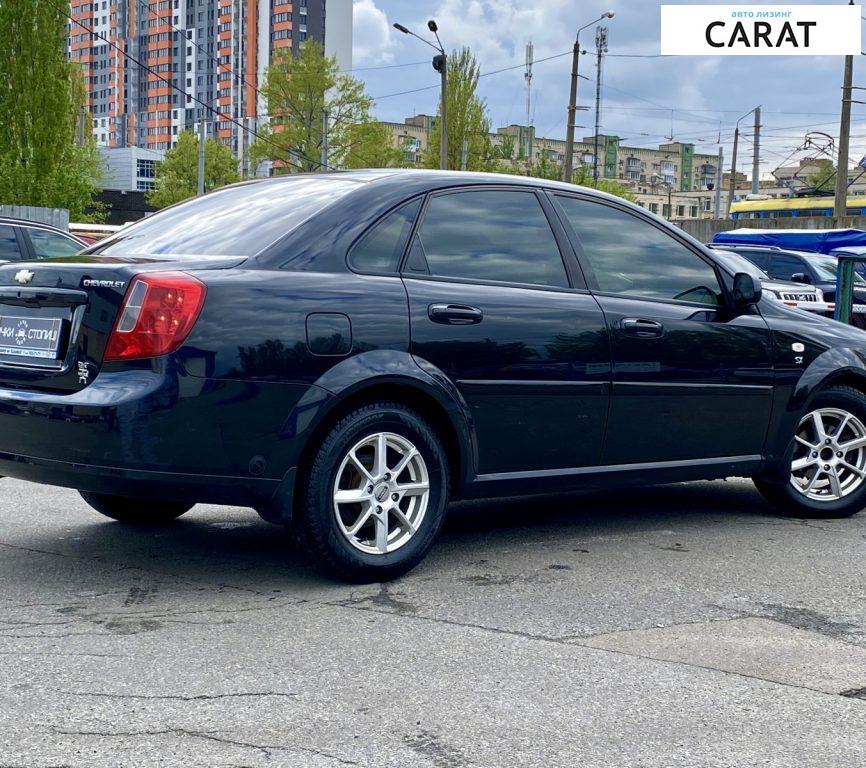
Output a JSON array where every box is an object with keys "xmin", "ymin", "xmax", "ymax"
[{"xmin": 68, "ymin": 0, "xmax": 352, "ymax": 172}]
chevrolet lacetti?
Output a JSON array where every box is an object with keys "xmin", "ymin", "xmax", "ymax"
[{"xmin": 2, "ymin": 169, "xmax": 866, "ymax": 581}]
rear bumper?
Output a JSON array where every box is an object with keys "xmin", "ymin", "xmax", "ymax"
[
  {"xmin": 0, "ymin": 360, "xmax": 319, "ymax": 506},
  {"xmin": 0, "ymin": 450, "xmax": 278, "ymax": 505}
]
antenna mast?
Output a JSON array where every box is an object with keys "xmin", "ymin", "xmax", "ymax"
[{"xmin": 525, "ymin": 41, "xmax": 534, "ymax": 173}]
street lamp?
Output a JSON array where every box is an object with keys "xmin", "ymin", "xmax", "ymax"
[
  {"xmin": 563, "ymin": 10, "xmax": 615, "ymax": 184},
  {"xmin": 393, "ymin": 19, "xmax": 448, "ymax": 170}
]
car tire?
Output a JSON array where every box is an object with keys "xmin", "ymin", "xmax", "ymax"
[
  {"xmin": 754, "ymin": 385, "xmax": 866, "ymax": 519},
  {"xmin": 79, "ymin": 491, "xmax": 193, "ymax": 524},
  {"xmin": 296, "ymin": 402, "xmax": 449, "ymax": 583}
]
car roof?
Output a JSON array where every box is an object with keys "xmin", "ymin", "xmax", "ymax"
[
  {"xmin": 0, "ymin": 217, "xmax": 83, "ymax": 240},
  {"xmin": 238, "ymin": 168, "xmax": 637, "ymax": 206}
]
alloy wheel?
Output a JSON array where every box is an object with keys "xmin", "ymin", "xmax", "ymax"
[
  {"xmin": 790, "ymin": 407, "xmax": 866, "ymax": 501},
  {"xmin": 332, "ymin": 431, "xmax": 430, "ymax": 555}
]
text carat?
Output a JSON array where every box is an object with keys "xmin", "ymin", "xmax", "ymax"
[{"xmin": 706, "ymin": 19, "xmax": 817, "ymax": 49}]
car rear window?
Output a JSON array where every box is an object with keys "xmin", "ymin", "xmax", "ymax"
[{"xmin": 90, "ymin": 177, "xmax": 359, "ymax": 258}]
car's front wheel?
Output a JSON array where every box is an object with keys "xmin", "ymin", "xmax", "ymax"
[
  {"xmin": 296, "ymin": 402, "xmax": 449, "ymax": 582},
  {"xmin": 755, "ymin": 385, "xmax": 866, "ymax": 519},
  {"xmin": 79, "ymin": 491, "xmax": 193, "ymax": 524}
]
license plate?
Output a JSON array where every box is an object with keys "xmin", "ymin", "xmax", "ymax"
[{"xmin": 0, "ymin": 315, "xmax": 63, "ymax": 359}]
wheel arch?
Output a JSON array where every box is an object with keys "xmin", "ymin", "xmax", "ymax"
[
  {"xmin": 258, "ymin": 351, "xmax": 476, "ymax": 524},
  {"xmin": 761, "ymin": 348, "xmax": 866, "ymax": 483}
]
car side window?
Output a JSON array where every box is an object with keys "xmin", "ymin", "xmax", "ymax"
[
  {"xmin": 766, "ymin": 254, "xmax": 806, "ymax": 281},
  {"xmin": 0, "ymin": 226, "xmax": 21, "ymax": 261},
  {"xmin": 411, "ymin": 189, "xmax": 569, "ymax": 288},
  {"xmin": 739, "ymin": 250, "xmax": 770, "ymax": 271},
  {"xmin": 26, "ymin": 228, "xmax": 82, "ymax": 259},
  {"xmin": 349, "ymin": 198, "xmax": 421, "ymax": 274},
  {"xmin": 555, "ymin": 196, "xmax": 722, "ymax": 305}
]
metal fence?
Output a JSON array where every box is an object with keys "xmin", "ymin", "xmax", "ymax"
[{"xmin": 0, "ymin": 206, "xmax": 69, "ymax": 230}]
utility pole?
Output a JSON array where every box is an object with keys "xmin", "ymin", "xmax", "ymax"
[
  {"xmin": 563, "ymin": 11, "xmax": 615, "ymax": 183},
  {"xmin": 714, "ymin": 145, "xmax": 724, "ymax": 219},
  {"xmin": 592, "ymin": 25, "xmax": 608, "ymax": 184},
  {"xmin": 727, "ymin": 127, "xmax": 740, "ymax": 216},
  {"xmin": 197, "ymin": 116, "xmax": 206, "ymax": 196},
  {"xmin": 525, "ymin": 41, "xmax": 533, "ymax": 175},
  {"xmin": 835, "ymin": 53, "xmax": 854, "ymax": 219},
  {"xmin": 563, "ymin": 38, "xmax": 582, "ymax": 183},
  {"xmin": 461, "ymin": 139, "xmax": 468, "ymax": 171},
  {"xmin": 77, "ymin": 107, "xmax": 88, "ymax": 147},
  {"xmin": 751, "ymin": 106, "xmax": 761, "ymax": 195},
  {"xmin": 321, "ymin": 109, "xmax": 329, "ymax": 171}
]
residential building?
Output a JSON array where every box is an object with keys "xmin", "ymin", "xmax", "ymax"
[
  {"xmin": 68, "ymin": 0, "xmax": 352, "ymax": 173},
  {"xmin": 382, "ymin": 116, "xmax": 721, "ymax": 196}
]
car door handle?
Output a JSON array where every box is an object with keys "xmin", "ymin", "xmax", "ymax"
[
  {"xmin": 621, "ymin": 318, "xmax": 664, "ymax": 338},
  {"xmin": 428, "ymin": 304, "xmax": 484, "ymax": 325}
]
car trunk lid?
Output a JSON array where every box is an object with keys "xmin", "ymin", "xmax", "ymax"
[{"xmin": 0, "ymin": 255, "xmax": 242, "ymax": 393}]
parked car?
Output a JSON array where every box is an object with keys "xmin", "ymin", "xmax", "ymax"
[
  {"xmin": 2, "ymin": 170, "xmax": 866, "ymax": 582},
  {"xmin": 0, "ymin": 217, "xmax": 86, "ymax": 263},
  {"xmin": 708, "ymin": 246, "xmax": 829, "ymax": 313},
  {"xmin": 710, "ymin": 243, "xmax": 866, "ymax": 327}
]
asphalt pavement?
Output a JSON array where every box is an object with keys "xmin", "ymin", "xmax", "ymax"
[{"xmin": 0, "ymin": 476, "xmax": 864, "ymax": 767}]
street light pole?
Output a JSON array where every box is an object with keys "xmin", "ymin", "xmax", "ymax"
[
  {"xmin": 394, "ymin": 19, "xmax": 448, "ymax": 170},
  {"xmin": 564, "ymin": 11, "xmax": 614, "ymax": 184}
]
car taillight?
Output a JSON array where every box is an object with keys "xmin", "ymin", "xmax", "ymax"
[{"xmin": 104, "ymin": 272, "xmax": 206, "ymax": 361}]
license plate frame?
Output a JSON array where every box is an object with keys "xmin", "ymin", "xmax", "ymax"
[{"xmin": 0, "ymin": 315, "xmax": 64, "ymax": 360}]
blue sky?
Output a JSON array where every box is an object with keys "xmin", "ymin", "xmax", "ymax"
[{"xmin": 351, "ymin": 0, "xmax": 866, "ymax": 175}]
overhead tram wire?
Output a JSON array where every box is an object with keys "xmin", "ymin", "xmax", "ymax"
[
  {"xmin": 55, "ymin": 0, "xmax": 330, "ymax": 172},
  {"xmin": 371, "ymin": 49, "xmax": 574, "ymax": 101}
]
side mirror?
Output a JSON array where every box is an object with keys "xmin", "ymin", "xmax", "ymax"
[
  {"xmin": 791, "ymin": 272, "xmax": 811, "ymax": 284},
  {"xmin": 732, "ymin": 272, "xmax": 761, "ymax": 307}
]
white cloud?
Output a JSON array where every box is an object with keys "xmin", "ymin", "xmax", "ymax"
[{"xmin": 353, "ymin": 0, "xmax": 396, "ymax": 65}]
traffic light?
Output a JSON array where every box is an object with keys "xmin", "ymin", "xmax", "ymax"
[{"xmin": 432, "ymin": 54, "xmax": 446, "ymax": 73}]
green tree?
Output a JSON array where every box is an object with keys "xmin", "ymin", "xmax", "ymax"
[
  {"xmin": 806, "ymin": 158, "xmax": 835, "ymax": 193},
  {"xmin": 250, "ymin": 40, "xmax": 390, "ymax": 172},
  {"xmin": 493, "ymin": 134, "xmax": 516, "ymax": 163},
  {"xmin": 0, "ymin": 0, "xmax": 103, "ymax": 220},
  {"xmin": 146, "ymin": 130, "xmax": 240, "ymax": 208},
  {"xmin": 424, "ymin": 47, "xmax": 494, "ymax": 171},
  {"xmin": 343, "ymin": 121, "xmax": 404, "ymax": 169},
  {"xmin": 572, "ymin": 165, "xmax": 637, "ymax": 202},
  {"xmin": 529, "ymin": 145, "xmax": 563, "ymax": 181}
]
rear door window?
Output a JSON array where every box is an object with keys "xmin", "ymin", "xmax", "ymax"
[
  {"xmin": 409, "ymin": 189, "xmax": 569, "ymax": 288},
  {"xmin": 766, "ymin": 254, "xmax": 807, "ymax": 281},
  {"xmin": 25, "ymin": 228, "xmax": 82, "ymax": 259},
  {"xmin": 0, "ymin": 226, "xmax": 21, "ymax": 261},
  {"xmin": 737, "ymin": 250, "xmax": 770, "ymax": 271}
]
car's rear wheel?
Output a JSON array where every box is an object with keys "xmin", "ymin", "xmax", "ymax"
[
  {"xmin": 754, "ymin": 385, "xmax": 866, "ymax": 519},
  {"xmin": 296, "ymin": 402, "xmax": 449, "ymax": 582},
  {"xmin": 79, "ymin": 491, "xmax": 193, "ymax": 524}
]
